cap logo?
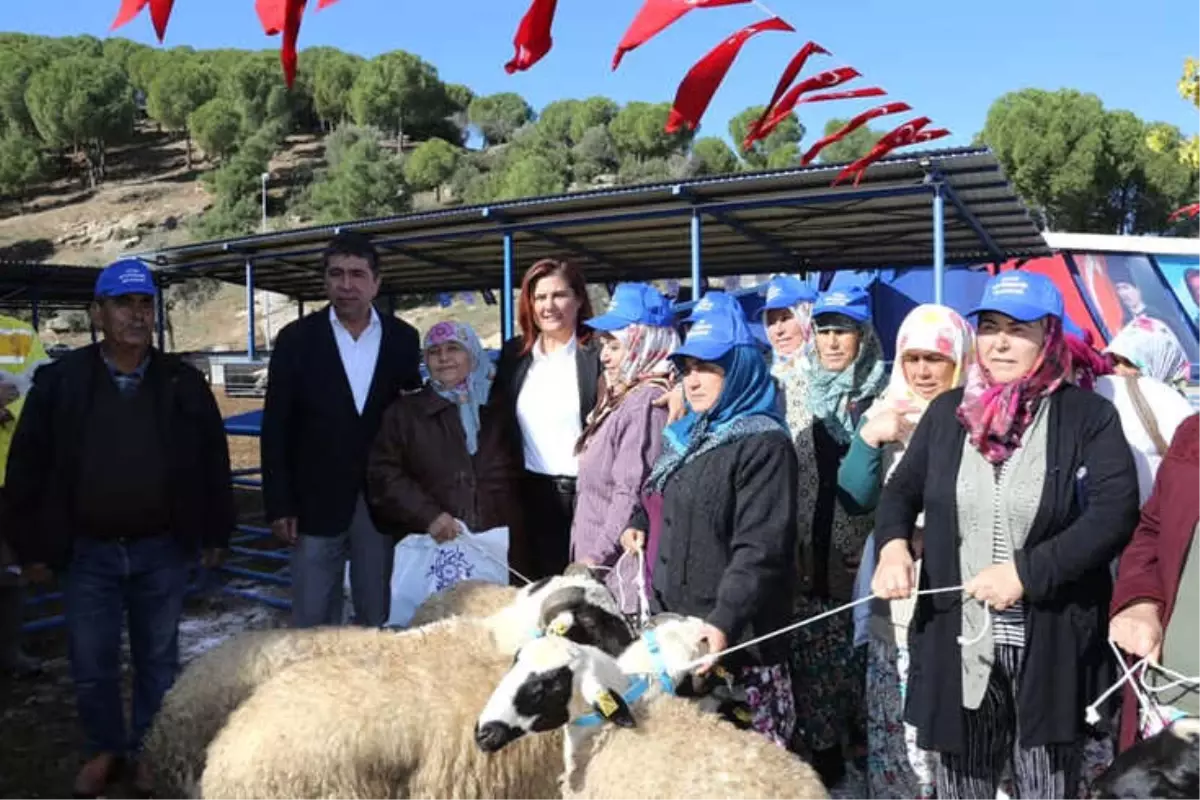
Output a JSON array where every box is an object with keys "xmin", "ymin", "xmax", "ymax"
[
  {"xmin": 825, "ymin": 292, "xmax": 851, "ymax": 306},
  {"xmin": 990, "ymin": 276, "xmax": 1029, "ymax": 297},
  {"xmin": 689, "ymin": 320, "xmax": 714, "ymax": 340},
  {"xmin": 767, "ymin": 285, "xmax": 783, "ymax": 301},
  {"xmin": 695, "ymin": 297, "xmax": 714, "ymax": 312}
]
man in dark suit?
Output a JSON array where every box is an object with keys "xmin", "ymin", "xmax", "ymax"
[{"xmin": 261, "ymin": 231, "xmax": 421, "ymax": 628}]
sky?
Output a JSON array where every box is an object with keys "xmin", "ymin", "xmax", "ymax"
[{"xmin": 3, "ymin": 0, "xmax": 1198, "ymax": 151}]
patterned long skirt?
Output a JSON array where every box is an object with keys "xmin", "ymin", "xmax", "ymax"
[
  {"xmin": 788, "ymin": 595, "xmax": 867, "ymax": 755},
  {"xmin": 865, "ymin": 636, "xmax": 937, "ymax": 799},
  {"xmin": 737, "ymin": 663, "xmax": 797, "ymax": 749}
]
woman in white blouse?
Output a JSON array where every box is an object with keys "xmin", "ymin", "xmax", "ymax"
[{"xmin": 490, "ymin": 258, "xmax": 602, "ymax": 580}]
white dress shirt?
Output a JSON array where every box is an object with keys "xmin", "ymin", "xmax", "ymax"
[
  {"xmin": 329, "ymin": 306, "xmax": 382, "ymax": 415},
  {"xmin": 516, "ymin": 335, "xmax": 582, "ymax": 476}
]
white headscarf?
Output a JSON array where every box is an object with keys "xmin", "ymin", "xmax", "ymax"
[{"xmin": 1105, "ymin": 316, "xmax": 1190, "ymax": 388}]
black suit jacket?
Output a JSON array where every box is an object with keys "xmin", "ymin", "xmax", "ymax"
[
  {"xmin": 489, "ymin": 335, "xmax": 602, "ymax": 470},
  {"xmin": 261, "ymin": 306, "xmax": 421, "ymax": 536}
]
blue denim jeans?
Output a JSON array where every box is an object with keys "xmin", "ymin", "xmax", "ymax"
[{"xmin": 65, "ymin": 534, "xmax": 188, "ymax": 757}]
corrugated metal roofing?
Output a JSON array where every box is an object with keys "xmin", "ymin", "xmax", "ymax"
[
  {"xmin": 143, "ymin": 146, "xmax": 1049, "ymax": 300},
  {"xmin": 0, "ymin": 261, "xmax": 103, "ymax": 310}
]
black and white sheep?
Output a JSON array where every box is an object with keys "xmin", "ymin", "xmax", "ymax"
[
  {"xmin": 196, "ymin": 575, "xmax": 635, "ymax": 799},
  {"xmin": 1093, "ymin": 718, "xmax": 1199, "ymax": 799},
  {"xmin": 474, "ymin": 614, "xmax": 829, "ymax": 799},
  {"xmin": 143, "ymin": 573, "xmax": 619, "ymax": 797}
]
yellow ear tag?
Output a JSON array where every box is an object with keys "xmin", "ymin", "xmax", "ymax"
[
  {"xmin": 595, "ymin": 690, "xmax": 619, "ymax": 718},
  {"xmin": 733, "ymin": 707, "xmax": 753, "ymax": 724},
  {"xmin": 548, "ymin": 619, "xmax": 570, "ymax": 636}
]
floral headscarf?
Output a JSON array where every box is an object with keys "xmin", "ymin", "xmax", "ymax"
[
  {"xmin": 805, "ymin": 317, "xmax": 888, "ymax": 445},
  {"xmin": 767, "ymin": 299, "xmax": 815, "ymax": 373},
  {"xmin": 957, "ymin": 315, "xmax": 1071, "ymax": 465},
  {"xmin": 1105, "ymin": 316, "xmax": 1191, "ymax": 388},
  {"xmin": 424, "ymin": 321, "xmax": 494, "ymax": 455},
  {"xmin": 867, "ymin": 304, "xmax": 975, "ymax": 444},
  {"xmin": 576, "ymin": 322, "xmax": 680, "ymax": 454}
]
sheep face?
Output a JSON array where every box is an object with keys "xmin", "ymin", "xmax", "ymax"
[
  {"xmin": 491, "ymin": 574, "xmax": 634, "ymax": 658},
  {"xmin": 474, "ymin": 636, "xmax": 634, "ymax": 754},
  {"xmin": 1093, "ymin": 717, "xmax": 1199, "ymax": 799}
]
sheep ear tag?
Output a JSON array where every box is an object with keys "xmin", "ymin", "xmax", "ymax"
[{"xmin": 592, "ymin": 690, "xmax": 635, "ymax": 728}]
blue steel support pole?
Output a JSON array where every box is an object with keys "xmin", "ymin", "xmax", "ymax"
[
  {"xmin": 501, "ymin": 232, "xmax": 514, "ymax": 341},
  {"xmin": 297, "ymin": 298, "xmax": 305, "ymax": 318},
  {"xmin": 245, "ymin": 259, "xmax": 257, "ymax": 360},
  {"xmin": 932, "ymin": 184, "xmax": 946, "ymax": 306},
  {"xmin": 155, "ymin": 278, "xmax": 166, "ymax": 351},
  {"xmin": 689, "ymin": 210, "xmax": 702, "ymax": 298}
]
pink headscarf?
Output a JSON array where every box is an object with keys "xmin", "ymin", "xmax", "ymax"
[
  {"xmin": 956, "ymin": 316, "xmax": 1072, "ymax": 464},
  {"xmin": 1064, "ymin": 330, "xmax": 1115, "ymax": 391}
]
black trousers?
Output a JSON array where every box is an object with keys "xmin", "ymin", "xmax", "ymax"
[{"xmin": 519, "ymin": 470, "xmax": 577, "ymax": 580}]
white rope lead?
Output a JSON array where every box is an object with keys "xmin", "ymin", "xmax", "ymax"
[
  {"xmin": 680, "ymin": 584, "xmax": 977, "ymax": 673},
  {"xmin": 452, "ymin": 524, "xmax": 533, "ymax": 586}
]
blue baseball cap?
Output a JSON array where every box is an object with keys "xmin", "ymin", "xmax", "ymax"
[
  {"xmin": 968, "ymin": 272, "xmax": 1063, "ymax": 323},
  {"xmin": 585, "ymin": 283, "xmax": 673, "ymax": 331},
  {"xmin": 759, "ymin": 275, "xmax": 818, "ymax": 315},
  {"xmin": 685, "ymin": 291, "xmax": 770, "ymax": 346},
  {"xmin": 95, "ymin": 258, "xmax": 157, "ymax": 299},
  {"xmin": 670, "ymin": 300, "xmax": 757, "ymax": 362},
  {"xmin": 812, "ymin": 285, "xmax": 871, "ymax": 325}
]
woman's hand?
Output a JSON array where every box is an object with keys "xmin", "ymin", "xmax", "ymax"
[
  {"xmin": 695, "ymin": 623, "xmax": 728, "ymax": 676},
  {"xmin": 652, "ymin": 385, "xmax": 687, "ymax": 424},
  {"xmin": 427, "ymin": 513, "xmax": 460, "ymax": 543},
  {"xmin": 620, "ymin": 528, "xmax": 646, "ymax": 553},
  {"xmin": 872, "ymin": 539, "xmax": 915, "ymax": 600},
  {"xmin": 859, "ymin": 409, "xmax": 913, "ymax": 448},
  {"xmin": 1110, "ymin": 600, "xmax": 1164, "ymax": 662},
  {"xmin": 964, "ymin": 561, "xmax": 1024, "ymax": 611}
]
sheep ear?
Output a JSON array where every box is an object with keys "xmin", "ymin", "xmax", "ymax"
[{"xmin": 591, "ymin": 689, "xmax": 636, "ymax": 728}]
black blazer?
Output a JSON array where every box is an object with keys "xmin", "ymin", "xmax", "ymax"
[
  {"xmin": 875, "ymin": 385, "xmax": 1139, "ymax": 752},
  {"xmin": 261, "ymin": 306, "xmax": 421, "ymax": 536},
  {"xmin": 489, "ymin": 334, "xmax": 602, "ymax": 471}
]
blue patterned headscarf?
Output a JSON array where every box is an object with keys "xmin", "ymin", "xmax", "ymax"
[
  {"xmin": 424, "ymin": 321, "xmax": 494, "ymax": 455},
  {"xmin": 647, "ymin": 344, "xmax": 787, "ymax": 492},
  {"xmin": 805, "ymin": 319, "xmax": 887, "ymax": 445}
]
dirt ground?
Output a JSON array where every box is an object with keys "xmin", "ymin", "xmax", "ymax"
[{"xmin": 0, "ymin": 393, "xmax": 283, "ymax": 799}]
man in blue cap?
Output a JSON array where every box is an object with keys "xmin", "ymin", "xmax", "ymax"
[{"xmin": 2, "ymin": 258, "xmax": 233, "ymax": 796}]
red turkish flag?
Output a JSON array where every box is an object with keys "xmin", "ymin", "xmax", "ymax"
[
  {"xmin": 257, "ymin": 0, "xmax": 308, "ymax": 87},
  {"xmin": 1167, "ymin": 203, "xmax": 1200, "ymax": 222},
  {"xmin": 834, "ymin": 116, "xmax": 932, "ymax": 186},
  {"xmin": 745, "ymin": 66, "xmax": 861, "ymax": 147},
  {"xmin": 505, "ymin": 0, "xmax": 559, "ymax": 74},
  {"xmin": 797, "ymin": 86, "xmax": 886, "ymax": 105},
  {"xmin": 911, "ymin": 128, "xmax": 950, "ymax": 144},
  {"xmin": 799, "ymin": 101, "xmax": 910, "ymax": 165},
  {"xmin": 746, "ymin": 41, "xmax": 830, "ymax": 140},
  {"xmin": 613, "ymin": 0, "xmax": 751, "ymax": 70},
  {"xmin": 665, "ymin": 17, "xmax": 794, "ymax": 134},
  {"xmin": 316, "ymin": 0, "xmax": 340, "ymax": 7},
  {"xmin": 111, "ymin": 0, "xmax": 175, "ymax": 41}
]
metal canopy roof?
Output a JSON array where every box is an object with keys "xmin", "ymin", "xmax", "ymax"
[
  {"xmin": 144, "ymin": 147, "xmax": 1049, "ymax": 300},
  {"xmin": 0, "ymin": 261, "xmax": 103, "ymax": 311}
]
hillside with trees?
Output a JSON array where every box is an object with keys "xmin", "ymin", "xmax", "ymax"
[{"xmin": 0, "ymin": 33, "xmax": 1195, "ymax": 346}]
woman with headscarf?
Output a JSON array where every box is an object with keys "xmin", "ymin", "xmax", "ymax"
[
  {"xmin": 779, "ymin": 284, "xmax": 887, "ymax": 786},
  {"xmin": 570, "ymin": 283, "xmax": 679, "ymax": 614},
  {"xmin": 619, "ymin": 298, "xmax": 799, "ymax": 746},
  {"xmin": 1105, "ymin": 316, "xmax": 1191, "ymax": 390},
  {"xmin": 760, "ymin": 274, "xmax": 818, "ymax": 387},
  {"xmin": 367, "ymin": 321, "xmax": 526, "ymax": 576},
  {"xmin": 872, "ymin": 272, "xmax": 1139, "ymax": 799},
  {"xmin": 838, "ymin": 304, "xmax": 974, "ymax": 799},
  {"xmin": 1092, "ymin": 317, "xmax": 1195, "ymax": 504}
]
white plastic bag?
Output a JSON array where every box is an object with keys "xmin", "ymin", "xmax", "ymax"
[{"xmin": 344, "ymin": 523, "xmax": 510, "ymax": 627}]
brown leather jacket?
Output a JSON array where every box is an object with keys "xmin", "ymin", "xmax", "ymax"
[{"xmin": 365, "ymin": 385, "xmax": 528, "ymax": 576}]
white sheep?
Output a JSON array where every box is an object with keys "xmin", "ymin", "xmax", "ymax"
[
  {"xmin": 199, "ymin": 579, "xmax": 636, "ymax": 799},
  {"xmin": 407, "ymin": 579, "xmax": 518, "ymax": 627},
  {"xmin": 144, "ymin": 573, "xmax": 618, "ymax": 797},
  {"xmin": 474, "ymin": 614, "xmax": 830, "ymax": 800}
]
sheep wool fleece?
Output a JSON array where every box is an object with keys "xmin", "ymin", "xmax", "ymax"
[{"xmin": 201, "ymin": 617, "xmax": 564, "ymax": 799}]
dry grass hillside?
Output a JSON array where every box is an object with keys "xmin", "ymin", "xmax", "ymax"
[{"xmin": 0, "ymin": 124, "xmax": 512, "ymax": 350}]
